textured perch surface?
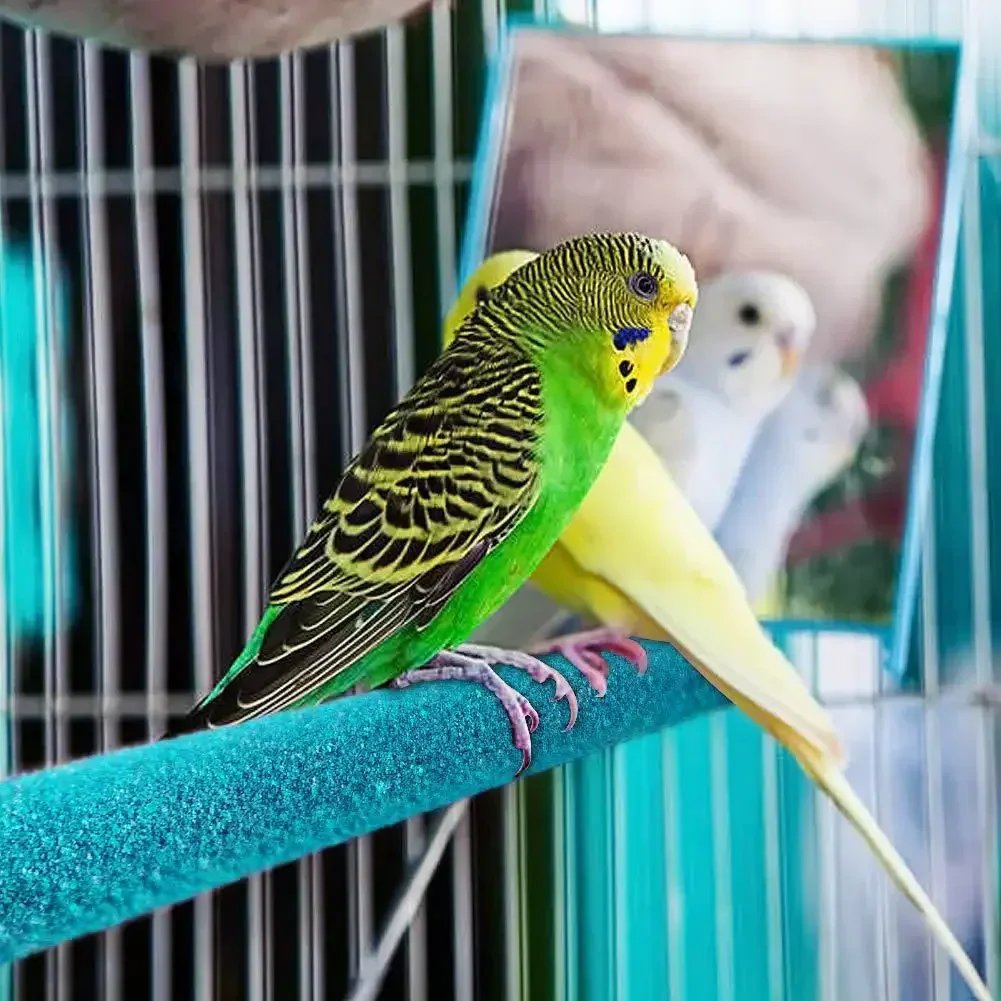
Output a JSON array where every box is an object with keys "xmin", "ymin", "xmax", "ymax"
[
  {"xmin": 0, "ymin": 639, "xmax": 728, "ymax": 963},
  {"xmin": 1, "ymin": 0, "xmax": 430, "ymax": 60}
]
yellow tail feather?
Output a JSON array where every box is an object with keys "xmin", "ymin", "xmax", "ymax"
[{"xmin": 811, "ymin": 760, "xmax": 992, "ymax": 1001}]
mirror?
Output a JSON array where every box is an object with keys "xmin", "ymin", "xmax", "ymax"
[{"xmin": 469, "ymin": 28, "xmax": 965, "ymax": 629}]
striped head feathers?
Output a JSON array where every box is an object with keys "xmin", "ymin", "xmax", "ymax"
[{"xmin": 450, "ymin": 233, "xmax": 698, "ymax": 413}]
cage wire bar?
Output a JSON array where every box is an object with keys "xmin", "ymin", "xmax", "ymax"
[{"xmin": 1, "ymin": 0, "xmax": 1000, "ymax": 1000}]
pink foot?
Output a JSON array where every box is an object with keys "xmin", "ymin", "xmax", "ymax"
[
  {"xmin": 454, "ymin": 642, "xmax": 578, "ymax": 731},
  {"xmin": 527, "ymin": 627, "xmax": 648, "ymax": 698},
  {"xmin": 391, "ymin": 651, "xmax": 541, "ymax": 775}
]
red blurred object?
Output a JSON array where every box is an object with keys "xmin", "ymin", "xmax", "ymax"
[
  {"xmin": 785, "ymin": 144, "xmax": 945, "ymax": 564},
  {"xmin": 865, "ymin": 146, "xmax": 945, "ymax": 429}
]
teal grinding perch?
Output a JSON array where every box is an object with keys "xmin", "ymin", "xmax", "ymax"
[
  {"xmin": 0, "ymin": 642, "xmax": 729, "ymax": 962},
  {"xmin": 165, "ymin": 232, "xmax": 699, "ymax": 774}
]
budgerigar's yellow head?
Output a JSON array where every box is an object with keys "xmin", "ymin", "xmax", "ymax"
[
  {"xmin": 453, "ymin": 234, "xmax": 697, "ymax": 414},
  {"xmin": 442, "ymin": 249, "xmax": 539, "ymax": 349}
]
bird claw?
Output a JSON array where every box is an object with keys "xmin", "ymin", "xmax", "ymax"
[
  {"xmin": 393, "ymin": 649, "xmax": 551, "ymax": 776},
  {"xmin": 527, "ymin": 627, "xmax": 648, "ymax": 698},
  {"xmin": 518, "ymin": 691, "xmax": 541, "ymax": 734},
  {"xmin": 455, "ymin": 643, "xmax": 578, "ymax": 731},
  {"xmin": 393, "ymin": 633, "xmax": 636, "ymax": 776}
]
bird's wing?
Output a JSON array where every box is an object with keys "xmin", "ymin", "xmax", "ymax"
[
  {"xmin": 200, "ymin": 340, "xmax": 544, "ymax": 725},
  {"xmin": 555, "ymin": 421, "xmax": 843, "ymax": 762}
]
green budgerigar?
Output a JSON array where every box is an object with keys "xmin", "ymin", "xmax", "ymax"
[{"xmin": 168, "ymin": 233, "xmax": 698, "ymax": 772}]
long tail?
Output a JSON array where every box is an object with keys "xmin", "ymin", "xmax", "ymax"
[
  {"xmin": 624, "ymin": 579, "xmax": 992, "ymax": 999},
  {"xmin": 161, "ymin": 606, "xmax": 288, "ymax": 740},
  {"xmin": 809, "ymin": 757, "xmax": 992, "ymax": 1001},
  {"xmin": 161, "ymin": 701, "xmax": 214, "ymax": 740},
  {"xmin": 683, "ymin": 626, "xmax": 993, "ymax": 1001}
]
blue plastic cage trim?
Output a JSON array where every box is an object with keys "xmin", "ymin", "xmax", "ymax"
[
  {"xmin": 0, "ymin": 238, "xmax": 77, "ymax": 642},
  {"xmin": 0, "ymin": 234, "xmax": 74, "ymax": 1001},
  {"xmin": 456, "ymin": 20, "xmax": 517, "ymax": 289},
  {"xmin": 458, "ymin": 18, "xmax": 978, "ymax": 683},
  {"xmin": 890, "ymin": 34, "xmax": 979, "ymax": 682}
]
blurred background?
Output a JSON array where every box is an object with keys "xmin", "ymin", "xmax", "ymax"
[
  {"xmin": 482, "ymin": 31, "xmax": 952, "ymax": 628},
  {"xmin": 1, "ymin": 0, "xmax": 1000, "ymax": 1000}
]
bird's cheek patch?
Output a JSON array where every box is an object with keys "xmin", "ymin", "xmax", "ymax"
[
  {"xmin": 612, "ymin": 326, "xmax": 651, "ymax": 352},
  {"xmin": 612, "ymin": 328, "xmax": 653, "ymax": 397}
]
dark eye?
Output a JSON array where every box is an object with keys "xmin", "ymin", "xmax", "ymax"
[
  {"xmin": 727, "ymin": 350, "xmax": 751, "ymax": 367},
  {"xmin": 628, "ymin": 272, "xmax": 658, "ymax": 301},
  {"xmin": 475, "ymin": 285, "xmax": 490, "ymax": 305},
  {"xmin": 738, "ymin": 303, "xmax": 760, "ymax": 325}
]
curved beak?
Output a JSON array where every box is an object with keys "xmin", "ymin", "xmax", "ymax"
[
  {"xmin": 776, "ymin": 328, "xmax": 801, "ymax": 379},
  {"xmin": 661, "ymin": 302, "xmax": 694, "ymax": 374},
  {"xmin": 779, "ymin": 346, "xmax": 800, "ymax": 378}
]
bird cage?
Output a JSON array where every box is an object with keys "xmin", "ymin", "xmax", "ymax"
[{"xmin": 1, "ymin": 1, "xmax": 999, "ymax": 1001}]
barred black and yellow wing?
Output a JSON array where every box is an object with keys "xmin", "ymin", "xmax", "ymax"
[{"xmin": 178, "ymin": 333, "xmax": 544, "ymax": 730}]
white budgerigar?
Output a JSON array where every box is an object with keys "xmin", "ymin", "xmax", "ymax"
[
  {"xmin": 714, "ymin": 363, "xmax": 870, "ymax": 607},
  {"xmin": 629, "ymin": 269, "xmax": 818, "ymax": 530}
]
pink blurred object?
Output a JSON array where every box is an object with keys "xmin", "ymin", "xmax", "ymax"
[
  {"xmin": 1, "ymin": 0, "xmax": 431, "ymax": 60},
  {"xmin": 493, "ymin": 34, "xmax": 933, "ymax": 366}
]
